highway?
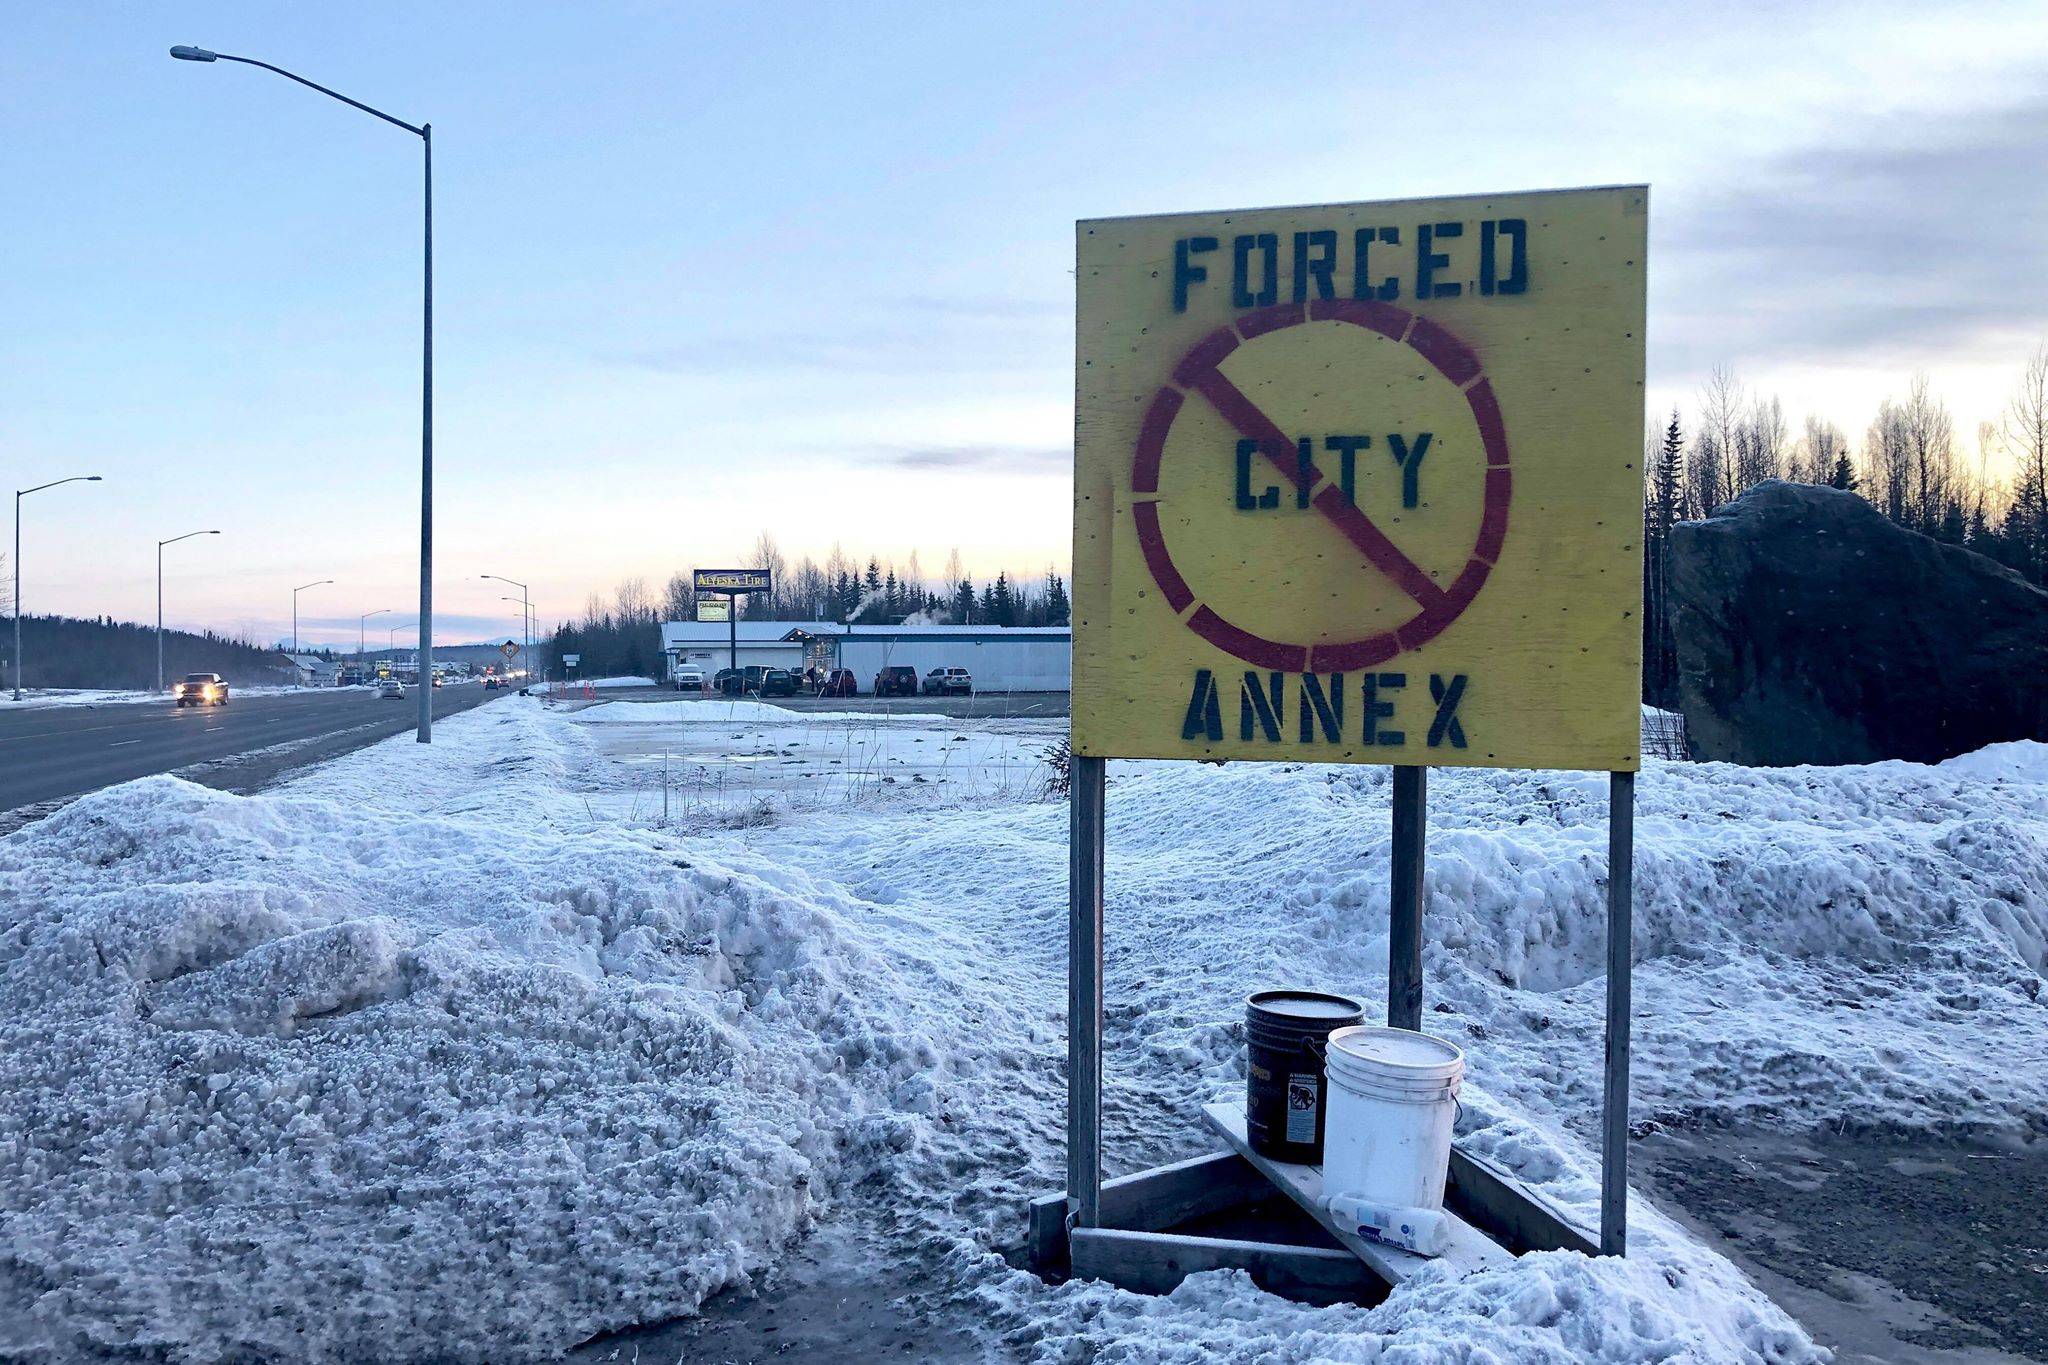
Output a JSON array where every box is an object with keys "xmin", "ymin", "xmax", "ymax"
[{"xmin": 0, "ymin": 684, "xmax": 507, "ymax": 831}]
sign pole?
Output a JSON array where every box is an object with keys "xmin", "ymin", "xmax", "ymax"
[
  {"xmin": 727, "ymin": 592, "xmax": 738, "ymax": 679},
  {"xmin": 1067, "ymin": 752, "xmax": 1106, "ymax": 1227},
  {"xmin": 1600, "ymin": 768, "xmax": 1636, "ymax": 1255},
  {"xmin": 1388, "ymin": 765, "xmax": 1427, "ymax": 1031}
]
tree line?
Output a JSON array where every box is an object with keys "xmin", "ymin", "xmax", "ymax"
[
  {"xmin": 1644, "ymin": 348, "xmax": 2048, "ymax": 703},
  {"xmin": 0, "ymin": 613, "xmax": 298, "ymax": 690},
  {"xmin": 547, "ymin": 541, "xmax": 1072, "ymax": 680}
]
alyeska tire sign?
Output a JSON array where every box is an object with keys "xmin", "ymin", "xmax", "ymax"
[{"xmin": 1072, "ymin": 186, "xmax": 1647, "ymax": 773}]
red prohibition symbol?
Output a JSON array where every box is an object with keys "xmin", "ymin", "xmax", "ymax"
[{"xmin": 1130, "ymin": 298, "xmax": 1512, "ymax": 673}]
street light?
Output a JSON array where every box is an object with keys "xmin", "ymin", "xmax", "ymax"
[
  {"xmin": 360, "ymin": 608, "xmax": 391, "ymax": 664},
  {"xmin": 388, "ymin": 622, "xmax": 412, "ymax": 653},
  {"xmin": 480, "ymin": 574, "xmax": 529, "ymax": 682},
  {"xmin": 156, "ymin": 529, "xmax": 221, "ymax": 691},
  {"xmin": 12, "ymin": 475, "xmax": 103, "ymax": 701},
  {"xmin": 291, "ymin": 579, "xmax": 334, "ymax": 682},
  {"xmin": 171, "ymin": 44, "xmax": 435, "ymax": 742}
]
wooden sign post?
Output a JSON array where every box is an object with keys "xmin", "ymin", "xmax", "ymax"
[{"xmin": 1038, "ymin": 184, "xmax": 1648, "ymax": 1295}]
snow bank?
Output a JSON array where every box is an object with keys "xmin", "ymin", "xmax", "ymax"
[
  {"xmin": 578, "ymin": 698, "xmax": 947, "ymax": 725},
  {"xmin": 6, "ymin": 685, "xmax": 304, "ymax": 709},
  {"xmin": 531, "ymin": 675, "xmax": 653, "ymax": 693},
  {"xmin": 721, "ymin": 741, "xmax": 2047, "ymax": 1361},
  {"xmin": 0, "ymin": 717, "xmax": 968, "ymax": 1360},
  {"xmin": 5, "ymin": 700, "xmax": 2042, "ymax": 1363}
]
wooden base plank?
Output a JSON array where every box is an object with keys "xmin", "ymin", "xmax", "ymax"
[
  {"xmin": 1069, "ymin": 1227, "xmax": 1375, "ymax": 1305},
  {"xmin": 1202, "ymin": 1101, "xmax": 1512, "ymax": 1284},
  {"xmin": 1025, "ymin": 1149, "xmax": 1271, "ymax": 1270},
  {"xmin": 1448, "ymin": 1146, "xmax": 1599, "ymax": 1256}
]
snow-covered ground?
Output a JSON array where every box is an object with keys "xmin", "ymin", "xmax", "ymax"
[
  {"xmin": 3, "ymin": 684, "xmax": 308, "ymax": 708},
  {"xmin": 3, "ymin": 695, "xmax": 2044, "ymax": 1362},
  {"xmin": 530, "ymin": 675, "xmax": 655, "ymax": 694}
]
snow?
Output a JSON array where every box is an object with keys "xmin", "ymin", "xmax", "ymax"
[
  {"xmin": 577, "ymin": 697, "xmax": 950, "ymax": 726},
  {"xmin": 3, "ymin": 684, "xmax": 306, "ymax": 709},
  {"xmin": 4, "ymin": 700, "xmax": 2044, "ymax": 1363},
  {"xmin": 531, "ymin": 676, "xmax": 654, "ymax": 693}
]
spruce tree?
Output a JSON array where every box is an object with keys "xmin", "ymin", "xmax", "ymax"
[
  {"xmin": 1044, "ymin": 571, "xmax": 1071, "ymax": 627},
  {"xmin": 991, "ymin": 572, "xmax": 1015, "ymax": 626},
  {"xmin": 1827, "ymin": 453, "xmax": 1856, "ymax": 491},
  {"xmin": 953, "ymin": 579, "xmax": 975, "ymax": 623}
]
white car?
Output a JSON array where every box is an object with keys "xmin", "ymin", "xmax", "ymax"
[{"xmin": 673, "ymin": 667, "xmax": 706, "ymax": 692}]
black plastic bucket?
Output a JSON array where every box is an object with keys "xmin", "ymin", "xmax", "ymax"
[{"xmin": 1245, "ymin": 989, "xmax": 1367, "ymax": 1163}]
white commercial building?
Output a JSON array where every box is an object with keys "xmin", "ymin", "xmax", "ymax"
[{"xmin": 659, "ymin": 621, "xmax": 1071, "ymax": 692}]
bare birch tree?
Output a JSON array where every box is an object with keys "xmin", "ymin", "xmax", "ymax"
[{"xmin": 2004, "ymin": 344, "xmax": 2048, "ymax": 581}]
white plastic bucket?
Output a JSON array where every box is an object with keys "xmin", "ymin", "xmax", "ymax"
[{"xmin": 1320, "ymin": 1025, "xmax": 1464, "ymax": 1213}]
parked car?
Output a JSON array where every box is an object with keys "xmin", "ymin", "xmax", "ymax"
[
  {"xmin": 713, "ymin": 668, "xmax": 743, "ymax": 696},
  {"xmin": 172, "ymin": 673, "xmax": 228, "ymax": 707},
  {"xmin": 922, "ymin": 667, "xmax": 973, "ymax": 696},
  {"xmin": 756, "ymin": 669, "xmax": 800, "ymax": 697},
  {"xmin": 379, "ymin": 680, "xmax": 406, "ymax": 700},
  {"xmin": 873, "ymin": 665, "xmax": 919, "ymax": 697},
  {"xmin": 673, "ymin": 666, "xmax": 705, "ymax": 692},
  {"xmin": 815, "ymin": 668, "xmax": 857, "ymax": 697}
]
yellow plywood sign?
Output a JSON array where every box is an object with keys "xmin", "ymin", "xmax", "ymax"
[{"xmin": 1073, "ymin": 186, "xmax": 1647, "ymax": 772}]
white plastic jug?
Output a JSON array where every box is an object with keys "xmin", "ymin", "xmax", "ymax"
[{"xmin": 1320, "ymin": 1025, "xmax": 1463, "ymax": 1214}]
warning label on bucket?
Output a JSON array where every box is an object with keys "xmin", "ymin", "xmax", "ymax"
[{"xmin": 1286, "ymin": 1073, "xmax": 1320, "ymax": 1144}]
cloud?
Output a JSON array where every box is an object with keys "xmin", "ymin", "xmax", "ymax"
[
  {"xmin": 608, "ymin": 297, "xmax": 1066, "ymax": 377},
  {"xmin": 1657, "ymin": 82, "xmax": 2048, "ymax": 374},
  {"xmin": 892, "ymin": 294, "xmax": 1066, "ymax": 321},
  {"xmin": 855, "ymin": 442, "xmax": 1069, "ymax": 472}
]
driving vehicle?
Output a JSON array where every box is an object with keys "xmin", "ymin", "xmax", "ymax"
[
  {"xmin": 756, "ymin": 669, "xmax": 800, "ymax": 698},
  {"xmin": 873, "ymin": 665, "xmax": 919, "ymax": 697},
  {"xmin": 483, "ymin": 676, "xmax": 504, "ymax": 691},
  {"xmin": 172, "ymin": 673, "xmax": 228, "ymax": 707},
  {"xmin": 673, "ymin": 666, "xmax": 705, "ymax": 692},
  {"xmin": 922, "ymin": 667, "xmax": 974, "ymax": 696},
  {"xmin": 379, "ymin": 680, "xmax": 405, "ymax": 700},
  {"xmin": 815, "ymin": 668, "xmax": 857, "ymax": 697}
]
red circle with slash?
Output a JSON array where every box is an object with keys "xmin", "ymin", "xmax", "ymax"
[{"xmin": 1129, "ymin": 299, "xmax": 1512, "ymax": 672}]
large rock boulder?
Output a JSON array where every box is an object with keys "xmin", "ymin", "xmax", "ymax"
[{"xmin": 1669, "ymin": 481, "xmax": 2048, "ymax": 765}]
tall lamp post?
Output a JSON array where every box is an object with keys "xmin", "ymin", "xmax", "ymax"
[
  {"xmin": 156, "ymin": 529, "xmax": 221, "ymax": 691},
  {"xmin": 171, "ymin": 44, "xmax": 434, "ymax": 741},
  {"xmin": 291, "ymin": 579, "xmax": 334, "ymax": 683},
  {"xmin": 12, "ymin": 475, "xmax": 103, "ymax": 701},
  {"xmin": 360, "ymin": 608, "xmax": 391, "ymax": 665},
  {"xmin": 480, "ymin": 574, "xmax": 528, "ymax": 681}
]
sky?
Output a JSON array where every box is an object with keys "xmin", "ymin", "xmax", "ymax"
[{"xmin": 4, "ymin": 1, "xmax": 2046, "ymax": 649}]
